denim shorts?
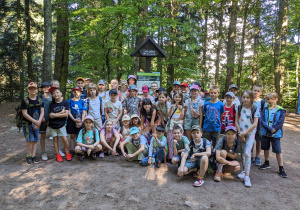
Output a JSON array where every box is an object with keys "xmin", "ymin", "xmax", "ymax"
[
  {"xmin": 184, "ymin": 118, "xmax": 200, "ymax": 130},
  {"xmin": 185, "ymin": 157, "xmax": 201, "ymax": 170},
  {"xmin": 261, "ymin": 136, "xmax": 281, "ymax": 154},
  {"xmin": 22, "ymin": 123, "xmax": 39, "ymax": 142}
]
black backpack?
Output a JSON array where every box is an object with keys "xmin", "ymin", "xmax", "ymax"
[{"xmin": 189, "ymin": 138, "xmax": 207, "ymax": 157}]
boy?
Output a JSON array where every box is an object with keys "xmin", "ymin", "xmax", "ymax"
[
  {"xmin": 259, "ymin": 92, "xmax": 287, "ymax": 178},
  {"xmin": 104, "ymin": 89, "xmax": 122, "ymax": 129},
  {"xmin": 171, "ymin": 125, "xmax": 190, "ymax": 165},
  {"xmin": 178, "ymin": 125, "xmax": 211, "ymax": 187},
  {"xmin": 70, "ymin": 77, "xmax": 88, "ymax": 99},
  {"xmin": 21, "ymin": 82, "xmax": 44, "ymax": 164},
  {"xmin": 98, "ymin": 79, "xmax": 109, "ymax": 123},
  {"xmin": 39, "ymin": 82, "xmax": 52, "ymax": 161},
  {"xmin": 49, "ymin": 86, "xmax": 72, "ymax": 162},
  {"xmin": 141, "ymin": 85, "xmax": 155, "ymax": 104},
  {"xmin": 170, "ymin": 81, "xmax": 181, "ymax": 98},
  {"xmin": 180, "ymin": 82, "xmax": 190, "ymax": 103},
  {"xmin": 124, "ymin": 85, "xmax": 141, "ymax": 116},
  {"xmin": 120, "ymin": 127, "xmax": 148, "ymax": 161},
  {"xmin": 221, "ymin": 92, "xmax": 236, "ymax": 135},
  {"xmin": 214, "ymin": 126, "xmax": 241, "ymax": 182},
  {"xmin": 84, "ymin": 78, "xmax": 93, "ymax": 87},
  {"xmin": 200, "ymin": 86, "xmax": 225, "ymax": 148},
  {"xmin": 223, "ymin": 84, "xmax": 240, "ymax": 108},
  {"xmin": 252, "ymin": 85, "xmax": 267, "ymax": 166},
  {"xmin": 150, "ymin": 82, "xmax": 158, "ymax": 96}
]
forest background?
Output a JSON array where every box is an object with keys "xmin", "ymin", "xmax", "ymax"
[{"xmin": 1, "ymin": 0, "xmax": 299, "ymax": 109}]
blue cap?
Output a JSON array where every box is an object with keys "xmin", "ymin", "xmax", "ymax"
[
  {"xmin": 173, "ymin": 81, "xmax": 180, "ymax": 86},
  {"xmin": 109, "ymin": 89, "xmax": 118, "ymax": 95},
  {"xmin": 130, "ymin": 126, "xmax": 139, "ymax": 135},
  {"xmin": 98, "ymin": 79, "xmax": 106, "ymax": 85},
  {"xmin": 129, "ymin": 84, "xmax": 137, "ymax": 91},
  {"xmin": 225, "ymin": 92, "xmax": 235, "ymax": 98},
  {"xmin": 156, "ymin": 87, "xmax": 166, "ymax": 92},
  {"xmin": 229, "ymin": 84, "xmax": 238, "ymax": 89}
]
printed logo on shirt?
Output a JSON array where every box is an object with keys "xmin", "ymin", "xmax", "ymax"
[{"xmin": 206, "ymin": 106, "xmax": 219, "ymax": 124}]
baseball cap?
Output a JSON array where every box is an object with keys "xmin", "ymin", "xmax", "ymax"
[
  {"xmin": 193, "ymin": 82, "xmax": 201, "ymax": 87},
  {"xmin": 225, "ymin": 92, "xmax": 235, "ymax": 98},
  {"xmin": 122, "ymin": 115, "xmax": 131, "ymax": 121},
  {"xmin": 109, "ymin": 89, "xmax": 118, "ymax": 95},
  {"xmin": 190, "ymin": 84, "xmax": 199, "ymax": 91},
  {"xmin": 229, "ymin": 84, "xmax": 238, "ymax": 89},
  {"xmin": 85, "ymin": 78, "xmax": 93, "ymax": 82},
  {"xmin": 180, "ymin": 82, "xmax": 189, "ymax": 87},
  {"xmin": 72, "ymin": 86, "xmax": 82, "ymax": 92},
  {"xmin": 191, "ymin": 125, "xmax": 202, "ymax": 131},
  {"xmin": 142, "ymin": 85, "xmax": 149, "ymax": 92},
  {"xmin": 84, "ymin": 115, "xmax": 94, "ymax": 122},
  {"xmin": 156, "ymin": 87, "xmax": 166, "ymax": 93},
  {"xmin": 27, "ymin": 82, "xmax": 37, "ymax": 88},
  {"xmin": 225, "ymin": 126, "xmax": 237, "ymax": 133},
  {"xmin": 98, "ymin": 79, "xmax": 106, "ymax": 85},
  {"xmin": 130, "ymin": 126, "xmax": 140, "ymax": 135},
  {"xmin": 173, "ymin": 81, "xmax": 180, "ymax": 86},
  {"xmin": 40, "ymin": 82, "xmax": 51, "ymax": 88},
  {"xmin": 49, "ymin": 86, "xmax": 59, "ymax": 94},
  {"xmin": 76, "ymin": 77, "xmax": 85, "ymax": 82},
  {"xmin": 119, "ymin": 80, "xmax": 128, "ymax": 86},
  {"xmin": 129, "ymin": 84, "xmax": 138, "ymax": 91}
]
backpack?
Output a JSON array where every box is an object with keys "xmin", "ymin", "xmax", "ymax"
[
  {"xmin": 15, "ymin": 97, "xmax": 43, "ymax": 131},
  {"xmin": 237, "ymin": 104, "xmax": 257, "ymax": 123},
  {"xmin": 189, "ymin": 138, "xmax": 207, "ymax": 157},
  {"xmin": 86, "ymin": 96, "xmax": 102, "ymax": 116},
  {"xmin": 222, "ymin": 136, "xmax": 238, "ymax": 153}
]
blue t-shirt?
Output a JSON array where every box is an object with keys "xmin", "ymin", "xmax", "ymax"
[
  {"xmin": 68, "ymin": 98, "xmax": 88, "ymax": 118},
  {"xmin": 254, "ymin": 99, "xmax": 267, "ymax": 116},
  {"xmin": 269, "ymin": 107, "xmax": 278, "ymax": 127},
  {"xmin": 203, "ymin": 101, "xmax": 225, "ymax": 132}
]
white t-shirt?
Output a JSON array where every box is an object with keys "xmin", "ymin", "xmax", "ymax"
[
  {"xmin": 104, "ymin": 100, "xmax": 122, "ymax": 120},
  {"xmin": 87, "ymin": 97, "xmax": 101, "ymax": 119},
  {"xmin": 239, "ymin": 106, "xmax": 260, "ymax": 135}
]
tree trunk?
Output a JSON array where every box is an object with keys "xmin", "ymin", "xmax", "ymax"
[
  {"xmin": 237, "ymin": 1, "xmax": 249, "ymax": 88},
  {"xmin": 296, "ymin": 34, "xmax": 300, "ymax": 85},
  {"xmin": 25, "ymin": 0, "xmax": 33, "ymax": 82},
  {"xmin": 215, "ymin": 0, "xmax": 224, "ymax": 86},
  {"xmin": 54, "ymin": 2, "xmax": 69, "ymax": 97},
  {"xmin": 202, "ymin": 10, "xmax": 208, "ymax": 88},
  {"xmin": 225, "ymin": 0, "xmax": 238, "ymax": 92},
  {"xmin": 17, "ymin": 0, "xmax": 24, "ymax": 98},
  {"xmin": 116, "ymin": 0, "xmax": 122, "ymax": 81},
  {"xmin": 43, "ymin": 0, "xmax": 52, "ymax": 82},
  {"xmin": 252, "ymin": 0, "xmax": 261, "ymax": 87}
]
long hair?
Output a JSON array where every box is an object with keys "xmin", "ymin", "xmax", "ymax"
[
  {"xmin": 171, "ymin": 91, "xmax": 184, "ymax": 106},
  {"xmin": 140, "ymin": 98, "xmax": 155, "ymax": 116},
  {"xmin": 129, "ymin": 116, "xmax": 141, "ymax": 128},
  {"xmin": 158, "ymin": 91, "xmax": 168, "ymax": 106},
  {"xmin": 87, "ymin": 84, "xmax": 99, "ymax": 97},
  {"xmin": 240, "ymin": 90, "xmax": 254, "ymax": 108}
]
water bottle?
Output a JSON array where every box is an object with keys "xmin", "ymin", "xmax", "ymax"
[
  {"xmin": 33, "ymin": 110, "xmax": 39, "ymax": 126},
  {"xmin": 150, "ymin": 157, "xmax": 155, "ymax": 168},
  {"xmin": 75, "ymin": 110, "xmax": 81, "ymax": 127}
]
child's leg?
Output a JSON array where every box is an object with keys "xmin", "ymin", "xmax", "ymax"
[
  {"xmin": 31, "ymin": 142, "xmax": 38, "ymax": 157},
  {"xmin": 199, "ymin": 156, "xmax": 209, "ymax": 177},
  {"xmin": 256, "ymin": 141, "xmax": 261, "ymax": 157},
  {"xmin": 75, "ymin": 146, "xmax": 83, "ymax": 154},
  {"xmin": 264, "ymin": 150, "xmax": 270, "ymax": 161},
  {"xmin": 69, "ymin": 134, "xmax": 77, "ymax": 151},
  {"xmin": 185, "ymin": 130, "xmax": 192, "ymax": 141},
  {"xmin": 61, "ymin": 136, "xmax": 70, "ymax": 154},
  {"xmin": 53, "ymin": 136, "xmax": 59, "ymax": 154},
  {"xmin": 216, "ymin": 150, "xmax": 227, "ymax": 172},
  {"xmin": 244, "ymin": 134, "xmax": 255, "ymax": 176},
  {"xmin": 167, "ymin": 130, "xmax": 174, "ymax": 159},
  {"xmin": 26, "ymin": 142, "xmax": 33, "ymax": 156},
  {"xmin": 40, "ymin": 133, "xmax": 46, "ymax": 151},
  {"xmin": 156, "ymin": 147, "xmax": 165, "ymax": 163},
  {"xmin": 276, "ymin": 153, "xmax": 283, "ymax": 166}
]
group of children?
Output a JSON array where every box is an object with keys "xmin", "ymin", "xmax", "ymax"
[{"xmin": 20, "ymin": 76, "xmax": 287, "ymax": 188}]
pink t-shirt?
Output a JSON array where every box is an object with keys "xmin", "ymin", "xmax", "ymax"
[{"xmin": 100, "ymin": 128, "xmax": 118, "ymax": 143}]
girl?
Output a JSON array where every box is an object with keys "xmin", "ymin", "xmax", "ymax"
[
  {"xmin": 156, "ymin": 91, "xmax": 170, "ymax": 128},
  {"xmin": 67, "ymin": 86, "xmax": 88, "ymax": 156},
  {"xmin": 140, "ymin": 98, "xmax": 160, "ymax": 134},
  {"xmin": 75, "ymin": 116, "xmax": 102, "ymax": 161},
  {"xmin": 99, "ymin": 120, "xmax": 120, "ymax": 158},
  {"xmin": 167, "ymin": 91, "xmax": 184, "ymax": 160},
  {"xmin": 129, "ymin": 114, "xmax": 142, "ymax": 130},
  {"xmin": 119, "ymin": 80, "xmax": 128, "ymax": 103},
  {"xmin": 118, "ymin": 115, "xmax": 131, "ymax": 142},
  {"xmin": 235, "ymin": 90, "xmax": 259, "ymax": 188},
  {"xmin": 86, "ymin": 84, "xmax": 103, "ymax": 130}
]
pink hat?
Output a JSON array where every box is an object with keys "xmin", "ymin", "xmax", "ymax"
[
  {"xmin": 142, "ymin": 85, "xmax": 149, "ymax": 93},
  {"xmin": 190, "ymin": 84, "xmax": 199, "ymax": 91}
]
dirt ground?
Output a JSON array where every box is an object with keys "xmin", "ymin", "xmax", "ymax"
[{"xmin": 0, "ymin": 102, "xmax": 299, "ymax": 210}]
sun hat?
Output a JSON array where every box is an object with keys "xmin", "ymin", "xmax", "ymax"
[
  {"xmin": 191, "ymin": 125, "xmax": 201, "ymax": 131},
  {"xmin": 49, "ymin": 86, "xmax": 60, "ymax": 94},
  {"xmin": 109, "ymin": 89, "xmax": 118, "ymax": 95},
  {"xmin": 122, "ymin": 115, "xmax": 131, "ymax": 121},
  {"xmin": 119, "ymin": 80, "xmax": 128, "ymax": 86},
  {"xmin": 129, "ymin": 84, "xmax": 138, "ymax": 91},
  {"xmin": 130, "ymin": 114, "xmax": 140, "ymax": 120},
  {"xmin": 190, "ymin": 84, "xmax": 199, "ymax": 91},
  {"xmin": 229, "ymin": 84, "xmax": 238, "ymax": 89},
  {"xmin": 180, "ymin": 82, "xmax": 189, "ymax": 87},
  {"xmin": 192, "ymin": 82, "xmax": 201, "ymax": 87},
  {"xmin": 40, "ymin": 82, "xmax": 51, "ymax": 88},
  {"xmin": 85, "ymin": 78, "xmax": 93, "ymax": 82}
]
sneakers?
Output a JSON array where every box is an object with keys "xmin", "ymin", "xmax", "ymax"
[
  {"xmin": 254, "ymin": 157, "xmax": 261, "ymax": 166},
  {"xmin": 193, "ymin": 177, "xmax": 205, "ymax": 187},
  {"xmin": 26, "ymin": 156, "xmax": 33, "ymax": 165},
  {"xmin": 99, "ymin": 152, "xmax": 104, "ymax": 158},
  {"xmin": 244, "ymin": 176, "xmax": 252, "ymax": 187},
  {"xmin": 259, "ymin": 162, "xmax": 271, "ymax": 170},
  {"xmin": 79, "ymin": 155, "xmax": 85, "ymax": 161},
  {"xmin": 214, "ymin": 172, "xmax": 223, "ymax": 182},
  {"xmin": 32, "ymin": 156, "xmax": 41, "ymax": 164},
  {"xmin": 49, "ymin": 136, "xmax": 53, "ymax": 140},
  {"xmin": 279, "ymin": 170, "xmax": 288, "ymax": 178},
  {"xmin": 59, "ymin": 149, "xmax": 65, "ymax": 157},
  {"xmin": 41, "ymin": 151, "xmax": 48, "ymax": 161},
  {"xmin": 66, "ymin": 153, "xmax": 72, "ymax": 161},
  {"xmin": 237, "ymin": 171, "xmax": 245, "ymax": 179},
  {"xmin": 92, "ymin": 153, "xmax": 97, "ymax": 160},
  {"xmin": 56, "ymin": 154, "xmax": 63, "ymax": 162}
]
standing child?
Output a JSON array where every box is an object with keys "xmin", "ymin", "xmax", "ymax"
[
  {"xmin": 124, "ymin": 85, "xmax": 141, "ymax": 116},
  {"xmin": 140, "ymin": 98, "xmax": 160, "ymax": 134},
  {"xmin": 259, "ymin": 92, "xmax": 287, "ymax": 178},
  {"xmin": 97, "ymin": 79, "xmax": 109, "ymax": 124},
  {"xmin": 156, "ymin": 91, "xmax": 171, "ymax": 128},
  {"xmin": 223, "ymin": 84, "xmax": 241, "ymax": 108},
  {"xmin": 70, "ymin": 77, "xmax": 88, "ymax": 99},
  {"xmin": 21, "ymin": 82, "xmax": 44, "ymax": 164},
  {"xmin": 167, "ymin": 91, "xmax": 185, "ymax": 159},
  {"xmin": 104, "ymin": 89, "xmax": 122, "ymax": 129},
  {"xmin": 184, "ymin": 84, "xmax": 203, "ymax": 141},
  {"xmin": 150, "ymin": 82, "xmax": 158, "ymax": 97},
  {"xmin": 39, "ymin": 82, "xmax": 52, "ymax": 161},
  {"xmin": 200, "ymin": 86, "xmax": 225, "ymax": 148},
  {"xmin": 180, "ymin": 82, "xmax": 190, "ymax": 103},
  {"xmin": 119, "ymin": 80, "xmax": 128, "ymax": 103},
  {"xmin": 86, "ymin": 84, "xmax": 103, "ymax": 131},
  {"xmin": 235, "ymin": 90, "xmax": 259, "ymax": 187},
  {"xmin": 99, "ymin": 120, "xmax": 120, "ymax": 157},
  {"xmin": 170, "ymin": 81, "xmax": 181, "ymax": 99},
  {"xmin": 49, "ymin": 87, "xmax": 72, "ymax": 162},
  {"xmin": 75, "ymin": 116, "xmax": 102, "ymax": 161},
  {"xmin": 177, "ymin": 125, "xmax": 211, "ymax": 187},
  {"xmin": 67, "ymin": 86, "xmax": 88, "ymax": 155},
  {"xmin": 221, "ymin": 92, "xmax": 236, "ymax": 135},
  {"xmin": 141, "ymin": 86, "xmax": 155, "ymax": 104}
]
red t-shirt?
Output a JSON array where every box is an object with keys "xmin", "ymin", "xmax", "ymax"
[{"xmin": 221, "ymin": 104, "xmax": 235, "ymax": 130}]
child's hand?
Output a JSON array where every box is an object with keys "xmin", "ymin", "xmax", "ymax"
[
  {"xmin": 271, "ymin": 129, "xmax": 276, "ymax": 133},
  {"xmin": 191, "ymin": 155, "xmax": 195, "ymax": 162},
  {"xmin": 76, "ymin": 122, "xmax": 82, "ymax": 128},
  {"xmin": 74, "ymin": 119, "xmax": 81, "ymax": 123},
  {"xmin": 123, "ymin": 153, "xmax": 128, "ymax": 158},
  {"xmin": 171, "ymin": 104, "xmax": 175, "ymax": 109},
  {"xmin": 148, "ymin": 158, "xmax": 151, "ymax": 165},
  {"xmin": 127, "ymin": 154, "xmax": 133, "ymax": 158},
  {"xmin": 240, "ymin": 135, "xmax": 246, "ymax": 142},
  {"xmin": 178, "ymin": 105, "xmax": 183, "ymax": 110},
  {"xmin": 173, "ymin": 139, "xmax": 178, "ymax": 145},
  {"xmin": 111, "ymin": 150, "xmax": 116, "ymax": 156},
  {"xmin": 33, "ymin": 124, "xmax": 39, "ymax": 130}
]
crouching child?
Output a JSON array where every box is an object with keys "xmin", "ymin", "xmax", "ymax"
[
  {"xmin": 75, "ymin": 116, "xmax": 102, "ymax": 161},
  {"xmin": 177, "ymin": 125, "xmax": 211, "ymax": 187}
]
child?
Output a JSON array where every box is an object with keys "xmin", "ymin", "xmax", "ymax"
[
  {"xmin": 86, "ymin": 84, "xmax": 103, "ymax": 130},
  {"xmin": 141, "ymin": 85, "xmax": 155, "ymax": 104},
  {"xmin": 104, "ymin": 89, "xmax": 122, "ymax": 129},
  {"xmin": 214, "ymin": 126, "xmax": 241, "ymax": 182},
  {"xmin": 170, "ymin": 81, "xmax": 181, "ymax": 98},
  {"xmin": 21, "ymin": 82, "xmax": 44, "ymax": 164},
  {"xmin": 154, "ymin": 87, "xmax": 166, "ymax": 103},
  {"xmin": 177, "ymin": 125, "xmax": 211, "ymax": 187},
  {"xmin": 259, "ymin": 92, "xmax": 287, "ymax": 178},
  {"xmin": 120, "ymin": 126, "xmax": 148, "ymax": 161},
  {"xmin": 223, "ymin": 84, "xmax": 241, "ymax": 108},
  {"xmin": 119, "ymin": 80, "xmax": 128, "ymax": 103},
  {"xmin": 167, "ymin": 91, "xmax": 185, "ymax": 159},
  {"xmin": 140, "ymin": 98, "xmax": 159, "ymax": 134},
  {"xmin": 70, "ymin": 77, "xmax": 87, "ymax": 99},
  {"xmin": 127, "ymin": 75, "xmax": 137, "ymax": 85},
  {"xmin": 200, "ymin": 86, "xmax": 225, "ymax": 148},
  {"xmin": 75, "ymin": 116, "xmax": 102, "ymax": 161},
  {"xmin": 98, "ymin": 79, "xmax": 109, "ymax": 124},
  {"xmin": 184, "ymin": 84, "xmax": 203, "ymax": 141},
  {"xmin": 67, "ymin": 86, "xmax": 88, "ymax": 155},
  {"xmin": 99, "ymin": 120, "xmax": 120, "ymax": 157},
  {"xmin": 84, "ymin": 78, "xmax": 93, "ymax": 87},
  {"xmin": 140, "ymin": 125, "xmax": 167, "ymax": 168},
  {"xmin": 235, "ymin": 90, "xmax": 259, "ymax": 187},
  {"xmin": 130, "ymin": 114, "xmax": 142, "ymax": 130},
  {"xmin": 107, "ymin": 79, "xmax": 119, "ymax": 95},
  {"xmin": 171, "ymin": 125, "xmax": 190, "ymax": 165},
  {"xmin": 221, "ymin": 92, "xmax": 236, "ymax": 135},
  {"xmin": 48, "ymin": 87, "xmax": 72, "ymax": 162},
  {"xmin": 252, "ymin": 85, "xmax": 267, "ymax": 166},
  {"xmin": 192, "ymin": 82, "xmax": 204, "ymax": 98},
  {"xmin": 39, "ymin": 82, "xmax": 52, "ymax": 161},
  {"xmin": 150, "ymin": 82, "xmax": 158, "ymax": 96},
  {"xmin": 118, "ymin": 115, "xmax": 131, "ymax": 142},
  {"xmin": 156, "ymin": 91, "xmax": 171, "ymax": 127},
  {"xmin": 124, "ymin": 85, "xmax": 141, "ymax": 116},
  {"xmin": 180, "ymin": 82, "xmax": 190, "ymax": 103}
]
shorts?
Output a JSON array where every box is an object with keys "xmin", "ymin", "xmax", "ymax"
[
  {"xmin": 22, "ymin": 123, "xmax": 39, "ymax": 142},
  {"xmin": 185, "ymin": 157, "xmax": 201, "ymax": 171},
  {"xmin": 39, "ymin": 121, "xmax": 48, "ymax": 133},
  {"xmin": 94, "ymin": 118, "xmax": 103, "ymax": 131},
  {"xmin": 184, "ymin": 118, "xmax": 200, "ymax": 130},
  {"xmin": 202, "ymin": 130, "xmax": 220, "ymax": 147},
  {"xmin": 261, "ymin": 136, "xmax": 281, "ymax": 154},
  {"xmin": 50, "ymin": 125, "xmax": 68, "ymax": 137},
  {"xmin": 67, "ymin": 118, "xmax": 82, "ymax": 135}
]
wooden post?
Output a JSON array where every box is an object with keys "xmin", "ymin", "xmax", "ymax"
[{"xmin": 146, "ymin": 57, "xmax": 151, "ymax": 72}]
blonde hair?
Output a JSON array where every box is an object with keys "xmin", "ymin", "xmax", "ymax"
[
  {"xmin": 253, "ymin": 85, "xmax": 263, "ymax": 91},
  {"xmin": 266, "ymin": 92, "xmax": 278, "ymax": 99},
  {"xmin": 87, "ymin": 84, "xmax": 99, "ymax": 97},
  {"xmin": 51, "ymin": 80, "xmax": 60, "ymax": 87},
  {"xmin": 210, "ymin": 86, "xmax": 220, "ymax": 93}
]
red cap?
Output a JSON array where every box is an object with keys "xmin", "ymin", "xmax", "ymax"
[
  {"xmin": 49, "ymin": 86, "xmax": 59, "ymax": 94},
  {"xmin": 142, "ymin": 85, "xmax": 149, "ymax": 92},
  {"xmin": 180, "ymin": 82, "xmax": 189, "ymax": 87},
  {"xmin": 72, "ymin": 86, "xmax": 82, "ymax": 92}
]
